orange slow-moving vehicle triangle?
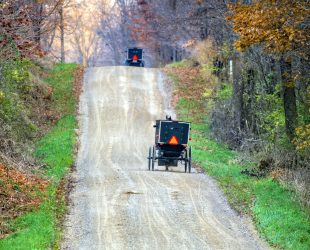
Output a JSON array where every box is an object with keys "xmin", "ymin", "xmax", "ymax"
[
  {"xmin": 168, "ymin": 135, "xmax": 179, "ymax": 145},
  {"xmin": 132, "ymin": 55, "xmax": 138, "ymax": 60}
]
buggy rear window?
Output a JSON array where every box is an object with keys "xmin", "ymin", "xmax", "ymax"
[
  {"xmin": 158, "ymin": 121, "xmax": 190, "ymax": 144},
  {"xmin": 128, "ymin": 48, "xmax": 143, "ymax": 60}
]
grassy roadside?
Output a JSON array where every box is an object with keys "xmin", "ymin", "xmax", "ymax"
[
  {"xmin": 0, "ymin": 64, "xmax": 79, "ymax": 249},
  {"xmin": 172, "ymin": 76, "xmax": 310, "ymax": 249}
]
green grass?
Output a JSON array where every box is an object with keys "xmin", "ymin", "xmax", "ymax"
[
  {"xmin": 185, "ymin": 112, "xmax": 310, "ymax": 250},
  {"xmin": 36, "ymin": 115, "xmax": 76, "ymax": 181},
  {"xmin": 45, "ymin": 63, "xmax": 77, "ymax": 115},
  {"xmin": 0, "ymin": 186, "xmax": 63, "ymax": 249},
  {"xmin": 0, "ymin": 63, "xmax": 78, "ymax": 249},
  {"xmin": 167, "ymin": 59, "xmax": 189, "ymax": 68}
]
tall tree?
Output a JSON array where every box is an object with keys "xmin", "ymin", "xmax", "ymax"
[
  {"xmin": 0, "ymin": 0, "xmax": 69, "ymax": 58},
  {"xmin": 228, "ymin": 0, "xmax": 310, "ymax": 140},
  {"xmin": 59, "ymin": 4, "xmax": 65, "ymax": 62}
]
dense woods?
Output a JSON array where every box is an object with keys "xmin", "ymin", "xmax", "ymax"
[
  {"xmin": 228, "ymin": 0, "xmax": 309, "ymax": 142},
  {"xmin": 136, "ymin": 0, "xmax": 309, "ymax": 202}
]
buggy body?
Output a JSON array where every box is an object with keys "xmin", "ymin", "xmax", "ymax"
[
  {"xmin": 125, "ymin": 47, "xmax": 145, "ymax": 67},
  {"xmin": 148, "ymin": 118, "xmax": 192, "ymax": 172}
]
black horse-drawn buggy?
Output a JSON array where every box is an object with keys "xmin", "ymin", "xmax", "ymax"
[
  {"xmin": 125, "ymin": 47, "xmax": 145, "ymax": 67},
  {"xmin": 148, "ymin": 117, "xmax": 192, "ymax": 173}
]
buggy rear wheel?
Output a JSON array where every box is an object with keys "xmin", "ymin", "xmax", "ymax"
[
  {"xmin": 151, "ymin": 146, "xmax": 155, "ymax": 171},
  {"xmin": 148, "ymin": 147, "xmax": 151, "ymax": 170},
  {"xmin": 184, "ymin": 150, "xmax": 188, "ymax": 173},
  {"xmin": 188, "ymin": 146, "xmax": 192, "ymax": 173}
]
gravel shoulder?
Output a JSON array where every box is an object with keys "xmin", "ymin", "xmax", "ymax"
[{"xmin": 62, "ymin": 66, "xmax": 268, "ymax": 250}]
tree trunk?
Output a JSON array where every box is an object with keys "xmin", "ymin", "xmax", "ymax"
[
  {"xmin": 296, "ymin": 58, "xmax": 310, "ymax": 124},
  {"xmin": 33, "ymin": 3, "xmax": 43, "ymax": 45},
  {"xmin": 172, "ymin": 47, "xmax": 177, "ymax": 62},
  {"xmin": 280, "ymin": 56, "xmax": 298, "ymax": 141},
  {"xmin": 60, "ymin": 6, "xmax": 65, "ymax": 63},
  {"xmin": 247, "ymin": 69, "xmax": 255, "ymax": 133},
  {"xmin": 170, "ymin": 0, "xmax": 176, "ymax": 10},
  {"xmin": 266, "ymin": 58, "xmax": 277, "ymax": 94},
  {"xmin": 232, "ymin": 55, "xmax": 245, "ymax": 132},
  {"xmin": 82, "ymin": 54, "xmax": 88, "ymax": 67}
]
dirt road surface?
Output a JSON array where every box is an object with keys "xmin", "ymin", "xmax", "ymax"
[{"xmin": 62, "ymin": 67, "xmax": 268, "ymax": 250}]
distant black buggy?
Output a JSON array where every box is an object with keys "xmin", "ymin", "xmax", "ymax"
[
  {"xmin": 148, "ymin": 117, "xmax": 192, "ymax": 173},
  {"xmin": 125, "ymin": 47, "xmax": 145, "ymax": 67}
]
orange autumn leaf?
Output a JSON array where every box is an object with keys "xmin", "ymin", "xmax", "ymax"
[{"xmin": 227, "ymin": 0, "xmax": 310, "ymax": 57}]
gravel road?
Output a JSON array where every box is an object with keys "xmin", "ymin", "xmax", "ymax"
[{"xmin": 62, "ymin": 66, "xmax": 268, "ymax": 250}]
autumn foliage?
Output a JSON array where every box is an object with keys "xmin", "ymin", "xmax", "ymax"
[
  {"xmin": 227, "ymin": 0, "xmax": 310, "ymax": 142},
  {"xmin": 127, "ymin": 0, "xmax": 158, "ymax": 48},
  {"xmin": 0, "ymin": 164, "xmax": 48, "ymax": 238},
  {"xmin": 293, "ymin": 124, "xmax": 310, "ymax": 152},
  {"xmin": 228, "ymin": 0, "xmax": 310, "ymax": 57},
  {"xmin": 0, "ymin": 0, "xmax": 65, "ymax": 58},
  {"xmin": 164, "ymin": 62, "xmax": 217, "ymax": 122},
  {"xmin": 0, "ymin": 1, "xmax": 40, "ymax": 58}
]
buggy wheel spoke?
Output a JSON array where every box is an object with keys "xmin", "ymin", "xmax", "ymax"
[
  {"xmin": 148, "ymin": 147, "xmax": 151, "ymax": 170},
  {"xmin": 188, "ymin": 146, "xmax": 192, "ymax": 173},
  {"xmin": 151, "ymin": 146, "xmax": 155, "ymax": 171}
]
